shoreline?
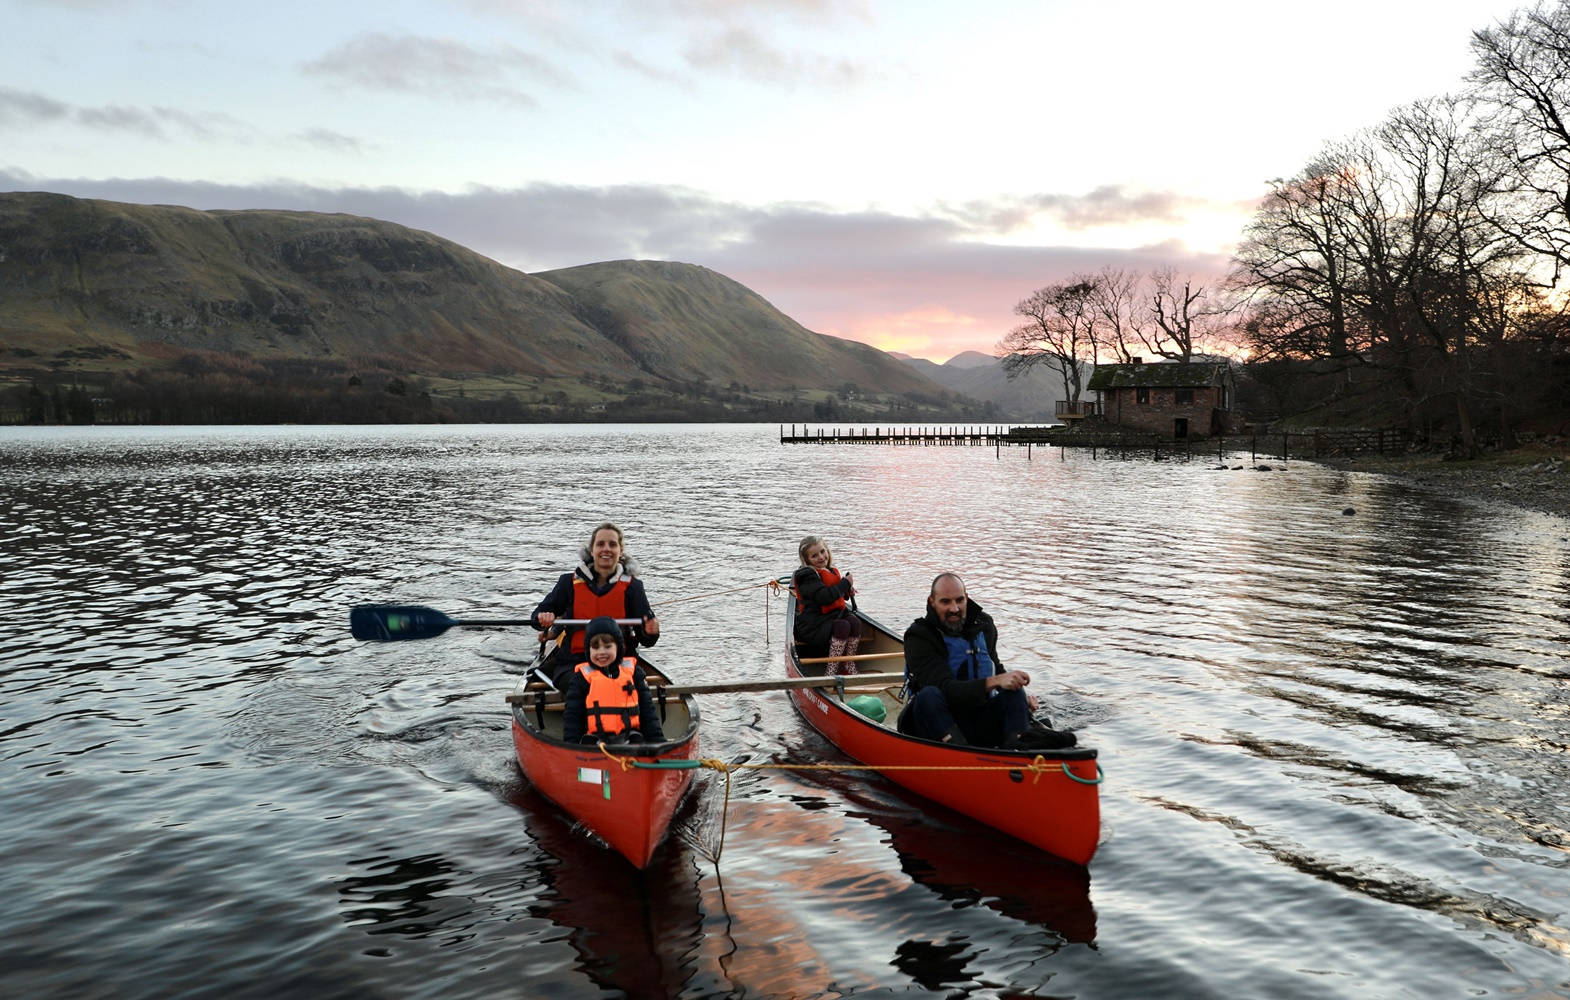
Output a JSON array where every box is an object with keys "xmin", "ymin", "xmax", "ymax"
[{"xmin": 1316, "ymin": 443, "xmax": 1570, "ymax": 522}]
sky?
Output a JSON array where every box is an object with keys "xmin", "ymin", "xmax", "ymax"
[{"xmin": 0, "ymin": 0, "xmax": 1536, "ymax": 362}]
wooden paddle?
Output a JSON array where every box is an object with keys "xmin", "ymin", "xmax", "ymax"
[
  {"xmin": 503, "ymin": 671, "xmax": 905, "ymax": 705},
  {"xmin": 351, "ymin": 603, "xmax": 639, "ymax": 641}
]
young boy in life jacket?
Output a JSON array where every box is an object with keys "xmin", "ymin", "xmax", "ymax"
[{"xmin": 561, "ymin": 616, "xmax": 666, "ymax": 745}]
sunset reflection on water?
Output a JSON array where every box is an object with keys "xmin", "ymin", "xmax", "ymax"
[{"xmin": 2, "ymin": 424, "xmax": 1567, "ymax": 998}]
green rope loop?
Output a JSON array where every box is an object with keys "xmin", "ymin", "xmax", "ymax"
[{"xmin": 1062, "ymin": 762, "xmax": 1103, "ymax": 785}]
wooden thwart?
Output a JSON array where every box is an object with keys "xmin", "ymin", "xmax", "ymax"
[
  {"xmin": 795, "ymin": 650, "xmax": 906, "ymax": 665},
  {"xmin": 504, "ymin": 670, "xmax": 904, "ymax": 705}
]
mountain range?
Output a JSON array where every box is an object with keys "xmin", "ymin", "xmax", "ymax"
[
  {"xmin": 893, "ymin": 350, "xmax": 1069, "ymax": 422},
  {"xmin": 0, "ymin": 191, "xmax": 1058, "ymax": 422}
]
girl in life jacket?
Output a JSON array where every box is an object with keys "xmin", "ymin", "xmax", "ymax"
[
  {"xmin": 792, "ymin": 535, "xmax": 862, "ymax": 675},
  {"xmin": 533, "ymin": 522, "xmax": 661, "ymax": 690},
  {"xmin": 562, "ymin": 616, "xmax": 665, "ymax": 745}
]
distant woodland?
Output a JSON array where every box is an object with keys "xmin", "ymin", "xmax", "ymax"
[{"xmin": 2, "ymin": 357, "xmax": 989, "ymax": 426}]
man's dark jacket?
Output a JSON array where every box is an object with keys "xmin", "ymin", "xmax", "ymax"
[{"xmin": 902, "ymin": 598, "xmax": 1003, "ymax": 714}]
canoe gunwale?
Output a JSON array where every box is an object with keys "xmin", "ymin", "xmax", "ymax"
[
  {"xmin": 508, "ymin": 655, "xmax": 700, "ymax": 868},
  {"xmin": 784, "ymin": 600, "xmax": 1102, "ymax": 865}
]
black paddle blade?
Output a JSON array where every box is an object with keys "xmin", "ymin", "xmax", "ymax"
[{"xmin": 350, "ymin": 604, "xmax": 459, "ymax": 641}]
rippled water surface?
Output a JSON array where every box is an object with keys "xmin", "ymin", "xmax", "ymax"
[{"xmin": 3, "ymin": 423, "xmax": 1568, "ymax": 999}]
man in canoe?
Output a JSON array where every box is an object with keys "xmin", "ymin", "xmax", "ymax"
[{"xmin": 899, "ymin": 572, "xmax": 1076, "ymax": 750}]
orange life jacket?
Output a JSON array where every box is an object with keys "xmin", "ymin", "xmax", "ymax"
[
  {"xmin": 568, "ymin": 574, "xmax": 631, "ymax": 654},
  {"xmin": 575, "ymin": 658, "xmax": 642, "ymax": 736},
  {"xmin": 796, "ymin": 567, "xmax": 847, "ymax": 615}
]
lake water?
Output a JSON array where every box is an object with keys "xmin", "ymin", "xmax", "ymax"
[{"xmin": 2, "ymin": 423, "xmax": 1568, "ymax": 999}]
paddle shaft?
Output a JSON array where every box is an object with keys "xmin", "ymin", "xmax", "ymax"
[
  {"xmin": 536, "ymin": 618, "xmax": 642, "ymax": 627},
  {"xmin": 350, "ymin": 602, "xmax": 646, "ymax": 641},
  {"xmin": 454, "ymin": 617, "xmax": 641, "ymax": 627},
  {"xmin": 504, "ymin": 670, "xmax": 904, "ymax": 705},
  {"xmin": 796, "ymin": 650, "xmax": 906, "ymax": 665}
]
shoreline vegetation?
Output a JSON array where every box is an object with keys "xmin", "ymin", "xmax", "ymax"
[
  {"xmin": 1319, "ymin": 441, "xmax": 1570, "ymax": 522},
  {"xmin": 0, "ymin": 367, "xmax": 997, "ymax": 426}
]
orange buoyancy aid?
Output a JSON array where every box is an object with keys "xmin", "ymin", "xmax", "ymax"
[
  {"xmin": 569, "ymin": 574, "xmax": 632, "ymax": 654},
  {"xmin": 575, "ymin": 658, "xmax": 642, "ymax": 736},
  {"xmin": 796, "ymin": 567, "xmax": 847, "ymax": 615}
]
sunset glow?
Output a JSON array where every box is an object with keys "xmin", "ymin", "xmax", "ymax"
[{"xmin": 0, "ymin": 0, "xmax": 1534, "ymax": 361}]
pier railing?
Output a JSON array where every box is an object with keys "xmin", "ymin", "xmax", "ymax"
[
  {"xmin": 1055, "ymin": 400, "xmax": 1102, "ymax": 418},
  {"xmin": 778, "ymin": 424, "xmax": 1411, "ymax": 461},
  {"xmin": 779, "ymin": 425, "xmax": 1017, "ymax": 445}
]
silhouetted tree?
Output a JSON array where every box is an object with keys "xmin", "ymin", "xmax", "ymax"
[
  {"xmin": 1145, "ymin": 268, "xmax": 1232, "ymax": 362},
  {"xmin": 998, "ymin": 280, "xmax": 1098, "ymax": 407},
  {"xmin": 1470, "ymin": 1, "xmax": 1570, "ymax": 276}
]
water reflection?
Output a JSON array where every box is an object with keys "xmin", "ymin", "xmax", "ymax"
[
  {"xmin": 843, "ymin": 785, "xmax": 1096, "ymax": 946},
  {"xmin": 506, "ymin": 781, "xmax": 710, "ymax": 999},
  {"xmin": 5, "ymin": 425, "xmax": 1570, "ymax": 997},
  {"xmin": 337, "ymin": 852, "xmax": 467, "ymax": 938}
]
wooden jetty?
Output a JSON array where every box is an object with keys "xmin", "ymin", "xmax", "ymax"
[
  {"xmin": 778, "ymin": 424, "xmax": 1409, "ymax": 461},
  {"xmin": 779, "ymin": 424, "xmax": 1025, "ymax": 445}
]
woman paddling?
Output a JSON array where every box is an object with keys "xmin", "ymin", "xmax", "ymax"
[
  {"xmin": 793, "ymin": 535, "xmax": 861, "ymax": 675},
  {"xmin": 534, "ymin": 522, "xmax": 660, "ymax": 689}
]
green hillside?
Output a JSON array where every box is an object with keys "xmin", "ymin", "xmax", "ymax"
[{"xmin": 0, "ymin": 192, "xmax": 974, "ymax": 423}]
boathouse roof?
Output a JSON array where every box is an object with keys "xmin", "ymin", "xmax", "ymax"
[{"xmin": 1087, "ymin": 361, "xmax": 1230, "ymax": 391}]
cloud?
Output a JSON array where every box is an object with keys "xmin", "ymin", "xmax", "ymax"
[
  {"xmin": 71, "ymin": 104, "xmax": 167, "ymax": 137},
  {"xmin": 301, "ymin": 32, "xmax": 572, "ymax": 107},
  {"xmin": 0, "ymin": 87, "xmax": 249, "ymax": 140},
  {"xmin": 0, "ymin": 169, "xmax": 1230, "ymax": 360},
  {"xmin": 294, "ymin": 128, "xmax": 370, "ymax": 154},
  {"xmin": 612, "ymin": 49, "xmax": 694, "ymax": 87},
  {"xmin": 943, "ymin": 186, "xmax": 1213, "ymax": 234},
  {"xmin": 682, "ymin": 26, "xmax": 866, "ymax": 88},
  {"xmin": 0, "ymin": 87, "xmax": 71, "ymax": 126},
  {"xmin": 659, "ymin": 0, "xmax": 867, "ymax": 17},
  {"xmin": 10, "ymin": 0, "xmax": 121, "ymax": 7},
  {"xmin": 463, "ymin": 0, "xmax": 873, "ymax": 91}
]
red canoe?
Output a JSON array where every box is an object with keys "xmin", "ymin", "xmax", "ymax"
[
  {"xmin": 508, "ymin": 659, "xmax": 700, "ymax": 868},
  {"xmin": 784, "ymin": 603, "xmax": 1102, "ymax": 866}
]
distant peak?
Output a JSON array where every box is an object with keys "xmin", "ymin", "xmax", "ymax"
[{"xmin": 943, "ymin": 350, "xmax": 997, "ymax": 369}]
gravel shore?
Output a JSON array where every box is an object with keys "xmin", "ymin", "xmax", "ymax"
[{"xmin": 1317, "ymin": 443, "xmax": 1570, "ymax": 522}]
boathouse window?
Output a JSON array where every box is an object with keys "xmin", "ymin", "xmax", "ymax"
[
  {"xmin": 1136, "ymin": 387, "xmax": 1149, "ymax": 404},
  {"xmin": 1175, "ymin": 388, "xmax": 1194, "ymax": 405}
]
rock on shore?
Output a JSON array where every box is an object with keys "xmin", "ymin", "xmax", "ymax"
[{"xmin": 1323, "ymin": 446, "xmax": 1570, "ymax": 521}]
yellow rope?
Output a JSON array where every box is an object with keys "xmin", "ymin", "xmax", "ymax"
[
  {"xmin": 592, "ymin": 744, "xmax": 1068, "ymax": 862},
  {"xmin": 699, "ymin": 755, "xmax": 1062, "ymax": 782},
  {"xmin": 652, "ymin": 580, "xmax": 779, "ymax": 608},
  {"xmin": 640, "ymin": 578, "xmax": 785, "ymax": 644}
]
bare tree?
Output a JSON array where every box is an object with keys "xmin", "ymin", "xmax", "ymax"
[
  {"xmin": 1377, "ymin": 96, "xmax": 1528, "ymax": 453},
  {"xmin": 997, "ymin": 279, "xmax": 1098, "ymax": 407},
  {"xmin": 1085, "ymin": 267, "xmax": 1144, "ymax": 364},
  {"xmin": 1142, "ymin": 268, "xmax": 1233, "ymax": 362},
  {"xmin": 1229, "ymin": 153, "xmax": 1365, "ymax": 364},
  {"xmin": 1470, "ymin": 2, "xmax": 1570, "ymax": 277},
  {"xmin": 1230, "ymin": 94, "xmax": 1537, "ymax": 453}
]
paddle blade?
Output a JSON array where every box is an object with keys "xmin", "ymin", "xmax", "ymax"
[{"xmin": 350, "ymin": 605, "xmax": 459, "ymax": 641}]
